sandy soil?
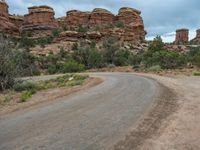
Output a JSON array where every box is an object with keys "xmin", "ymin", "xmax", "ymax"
[
  {"xmin": 0, "ymin": 77, "xmax": 102, "ymax": 116},
  {"xmin": 114, "ymin": 73, "xmax": 200, "ymax": 150}
]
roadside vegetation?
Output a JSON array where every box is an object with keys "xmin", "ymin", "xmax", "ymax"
[
  {"xmin": 0, "ymin": 74, "xmax": 88, "ymax": 104},
  {"xmin": 1, "ymin": 32, "xmax": 200, "ymax": 94}
]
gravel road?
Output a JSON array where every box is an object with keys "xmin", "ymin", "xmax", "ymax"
[{"xmin": 0, "ymin": 73, "xmax": 161, "ymax": 150}]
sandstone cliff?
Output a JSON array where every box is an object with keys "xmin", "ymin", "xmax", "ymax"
[
  {"xmin": 0, "ymin": 0, "xmax": 18, "ymax": 34},
  {"xmin": 21, "ymin": 5, "xmax": 58, "ymax": 37}
]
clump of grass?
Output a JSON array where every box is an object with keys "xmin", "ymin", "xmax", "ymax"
[
  {"xmin": 193, "ymin": 71, "xmax": 200, "ymax": 76},
  {"xmin": 148, "ymin": 65, "xmax": 162, "ymax": 72},
  {"xmin": 20, "ymin": 91, "xmax": 33, "ymax": 102}
]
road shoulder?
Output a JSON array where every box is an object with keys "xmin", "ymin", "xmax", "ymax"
[{"xmin": 114, "ymin": 73, "xmax": 200, "ymax": 150}]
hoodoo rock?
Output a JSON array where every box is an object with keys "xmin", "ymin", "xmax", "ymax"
[
  {"xmin": 116, "ymin": 7, "xmax": 146, "ymax": 42},
  {"xmin": 175, "ymin": 29, "xmax": 189, "ymax": 45},
  {"xmin": 66, "ymin": 10, "xmax": 90, "ymax": 27},
  {"xmin": 0, "ymin": 0, "xmax": 18, "ymax": 34},
  {"xmin": 89, "ymin": 8, "xmax": 115, "ymax": 26},
  {"xmin": 21, "ymin": 5, "xmax": 58, "ymax": 37},
  {"xmin": 191, "ymin": 29, "xmax": 200, "ymax": 44}
]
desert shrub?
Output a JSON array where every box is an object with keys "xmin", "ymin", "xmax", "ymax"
[
  {"xmin": 87, "ymin": 49, "xmax": 104, "ymax": 68},
  {"xmin": 48, "ymin": 64, "xmax": 60, "ymax": 74},
  {"xmin": 15, "ymin": 50, "xmax": 40, "ymax": 76},
  {"xmin": 20, "ymin": 91, "xmax": 33, "ymax": 102},
  {"xmin": 115, "ymin": 21, "xmax": 125, "ymax": 28},
  {"xmin": 103, "ymin": 37, "xmax": 120, "ymax": 64},
  {"xmin": 142, "ymin": 36, "xmax": 186, "ymax": 69},
  {"xmin": 77, "ymin": 26, "xmax": 88, "ymax": 33},
  {"xmin": 193, "ymin": 71, "xmax": 200, "ymax": 76},
  {"xmin": 20, "ymin": 36, "xmax": 35, "ymax": 48},
  {"xmin": 13, "ymin": 81, "xmax": 38, "ymax": 92},
  {"xmin": 62, "ymin": 60, "xmax": 85, "ymax": 73},
  {"xmin": 52, "ymin": 29, "xmax": 62, "ymax": 37},
  {"xmin": 0, "ymin": 36, "xmax": 19, "ymax": 90},
  {"xmin": 148, "ymin": 65, "xmax": 162, "ymax": 72}
]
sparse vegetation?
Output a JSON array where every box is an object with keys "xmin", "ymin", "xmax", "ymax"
[
  {"xmin": 193, "ymin": 71, "xmax": 200, "ymax": 76},
  {"xmin": 1, "ymin": 74, "xmax": 88, "ymax": 104}
]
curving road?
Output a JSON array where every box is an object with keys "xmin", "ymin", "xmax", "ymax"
[{"xmin": 0, "ymin": 73, "xmax": 160, "ymax": 150}]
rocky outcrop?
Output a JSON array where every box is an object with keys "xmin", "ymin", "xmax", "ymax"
[
  {"xmin": 0, "ymin": 0, "xmax": 18, "ymax": 34},
  {"xmin": 89, "ymin": 8, "xmax": 115, "ymax": 26},
  {"xmin": 191, "ymin": 29, "xmax": 200, "ymax": 44},
  {"xmin": 9, "ymin": 15, "xmax": 24, "ymax": 28},
  {"xmin": 21, "ymin": 5, "xmax": 58, "ymax": 37},
  {"xmin": 0, "ymin": 1, "xmax": 146, "ymax": 44},
  {"xmin": 175, "ymin": 29, "xmax": 189, "ymax": 45},
  {"xmin": 116, "ymin": 7, "xmax": 146, "ymax": 42},
  {"xmin": 66, "ymin": 10, "xmax": 90, "ymax": 27}
]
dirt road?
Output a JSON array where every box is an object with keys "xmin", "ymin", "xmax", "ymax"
[{"xmin": 0, "ymin": 73, "xmax": 165, "ymax": 150}]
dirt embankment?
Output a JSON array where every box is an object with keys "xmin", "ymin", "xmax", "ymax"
[{"xmin": 114, "ymin": 74, "xmax": 200, "ymax": 150}]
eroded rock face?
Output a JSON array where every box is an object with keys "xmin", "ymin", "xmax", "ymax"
[
  {"xmin": 89, "ymin": 8, "xmax": 114, "ymax": 26},
  {"xmin": 66, "ymin": 10, "xmax": 90, "ymax": 27},
  {"xmin": 191, "ymin": 29, "xmax": 200, "ymax": 44},
  {"xmin": 21, "ymin": 5, "xmax": 58, "ymax": 37},
  {"xmin": 175, "ymin": 29, "xmax": 189, "ymax": 45},
  {"xmin": 116, "ymin": 7, "xmax": 145, "ymax": 42},
  {"xmin": 9, "ymin": 15, "xmax": 24, "ymax": 28},
  {"xmin": 0, "ymin": 0, "xmax": 18, "ymax": 34}
]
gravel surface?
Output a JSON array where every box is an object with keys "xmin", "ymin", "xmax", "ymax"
[{"xmin": 0, "ymin": 73, "xmax": 161, "ymax": 150}]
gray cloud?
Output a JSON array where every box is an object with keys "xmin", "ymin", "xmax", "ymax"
[{"xmin": 6, "ymin": 0, "xmax": 200, "ymax": 41}]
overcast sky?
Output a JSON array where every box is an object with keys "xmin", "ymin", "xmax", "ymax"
[{"xmin": 6, "ymin": 0, "xmax": 200, "ymax": 42}]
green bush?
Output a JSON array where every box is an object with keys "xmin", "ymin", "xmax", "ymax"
[
  {"xmin": 193, "ymin": 71, "xmax": 200, "ymax": 76},
  {"xmin": 62, "ymin": 61, "xmax": 85, "ymax": 73},
  {"xmin": 20, "ymin": 36, "xmax": 35, "ymax": 48},
  {"xmin": 13, "ymin": 81, "xmax": 38, "ymax": 92},
  {"xmin": 20, "ymin": 91, "xmax": 33, "ymax": 102},
  {"xmin": 115, "ymin": 21, "xmax": 125, "ymax": 28},
  {"xmin": 77, "ymin": 26, "xmax": 88, "ymax": 33},
  {"xmin": 148, "ymin": 65, "xmax": 162, "ymax": 72},
  {"xmin": 52, "ymin": 29, "xmax": 62, "ymax": 37}
]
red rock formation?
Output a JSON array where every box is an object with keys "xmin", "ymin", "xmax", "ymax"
[
  {"xmin": 21, "ymin": 5, "xmax": 58, "ymax": 37},
  {"xmin": 0, "ymin": 0, "xmax": 18, "ymax": 34},
  {"xmin": 191, "ymin": 29, "xmax": 200, "ymax": 44},
  {"xmin": 116, "ymin": 7, "xmax": 146, "ymax": 42},
  {"xmin": 175, "ymin": 29, "xmax": 189, "ymax": 45},
  {"xmin": 9, "ymin": 15, "xmax": 24, "ymax": 28},
  {"xmin": 89, "ymin": 8, "xmax": 114, "ymax": 26},
  {"xmin": 66, "ymin": 10, "xmax": 90, "ymax": 27},
  {"xmin": 55, "ymin": 31, "xmax": 85, "ymax": 42}
]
